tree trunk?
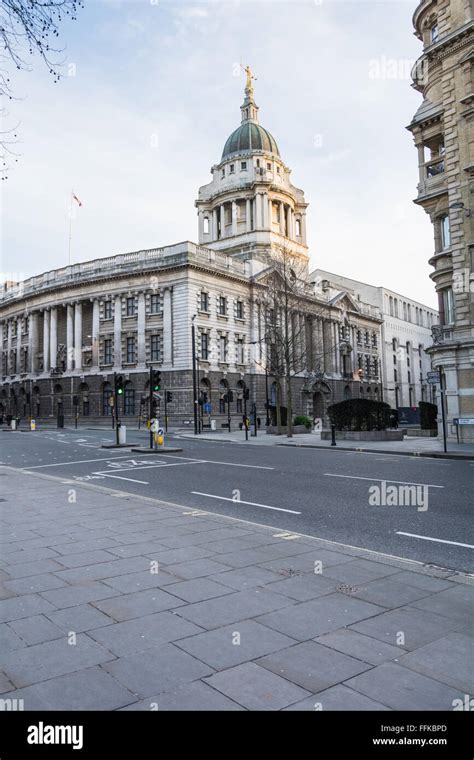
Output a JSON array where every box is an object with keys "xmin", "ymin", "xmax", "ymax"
[
  {"xmin": 276, "ymin": 381, "xmax": 282, "ymax": 435},
  {"xmin": 286, "ymin": 374, "xmax": 293, "ymax": 438}
]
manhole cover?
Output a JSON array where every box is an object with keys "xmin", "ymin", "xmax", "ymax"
[
  {"xmin": 336, "ymin": 583, "xmax": 359, "ymax": 595},
  {"xmin": 278, "ymin": 568, "xmax": 304, "ymax": 577}
]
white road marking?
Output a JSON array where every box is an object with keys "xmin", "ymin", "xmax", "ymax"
[
  {"xmin": 396, "ymin": 531, "xmax": 474, "ymax": 549},
  {"xmin": 191, "ymin": 491, "xmax": 301, "ymax": 514},
  {"xmin": 324, "ymin": 473, "xmax": 444, "ymax": 488},
  {"xmin": 158, "ymin": 454, "xmax": 274, "ymax": 470},
  {"xmin": 98, "ymin": 473, "xmax": 149, "ymax": 485},
  {"xmin": 22, "ymin": 455, "xmax": 143, "ymax": 469}
]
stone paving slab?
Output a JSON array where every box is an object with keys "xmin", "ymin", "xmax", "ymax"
[{"xmin": 0, "ymin": 465, "xmax": 472, "ymax": 711}]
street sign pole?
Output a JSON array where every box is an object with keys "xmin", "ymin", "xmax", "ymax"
[
  {"xmin": 439, "ymin": 366, "xmax": 448, "ymax": 454},
  {"xmin": 243, "ymin": 390, "xmax": 248, "ymax": 441},
  {"xmin": 149, "ymin": 366, "xmax": 153, "ymax": 450},
  {"xmin": 114, "ymin": 372, "xmax": 120, "ymax": 446},
  {"xmin": 164, "ymin": 392, "xmax": 168, "ymax": 433}
]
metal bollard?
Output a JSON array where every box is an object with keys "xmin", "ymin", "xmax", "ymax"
[{"xmin": 331, "ymin": 425, "xmax": 337, "ymax": 446}]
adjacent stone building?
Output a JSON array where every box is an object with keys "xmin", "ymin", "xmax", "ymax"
[
  {"xmin": 407, "ymin": 0, "xmax": 474, "ymax": 440},
  {"xmin": 0, "ymin": 73, "xmax": 383, "ymax": 428},
  {"xmin": 312, "ymin": 270, "xmax": 438, "ymax": 411}
]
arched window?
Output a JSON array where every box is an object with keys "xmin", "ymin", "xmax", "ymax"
[
  {"xmin": 219, "ymin": 379, "xmax": 228, "ymax": 414},
  {"xmin": 124, "ymin": 383, "xmax": 135, "ymax": 416},
  {"xmin": 102, "ymin": 383, "xmax": 112, "ymax": 416}
]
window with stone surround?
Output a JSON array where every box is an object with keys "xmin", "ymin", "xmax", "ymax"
[
  {"xmin": 235, "ymin": 300, "xmax": 244, "ymax": 320},
  {"xmin": 103, "ymin": 300, "xmax": 113, "ymax": 320},
  {"xmin": 124, "ymin": 386, "xmax": 135, "ymax": 416},
  {"xmin": 200, "ymin": 332, "xmax": 209, "ymax": 361},
  {"xmin": 440, "ymin": 214, "xmax": 451, "ymax": 250},
  {"xmin": 126, "ymin": 336, "xmax": 136, "ymax": 363},
  {"xmin": 103, "ymin": 339, "xmax": 113, "ymax": 365},
  {"xmin": 150, "ymin": 294, "xmax": 160, "ymax": 314},
  {"xmin": 218, "ymin": 295, "xmax": 227, "ymax": 316},
  {"xmin": 126, "ymin": 297, "xmax": 136, "ymax": 317},
  {"xmin": 200, "ymin": 291, "xmax": 209, "ymax": 312},
  {"xmin": 219, "ymin": 334, "xmax": 228, "ymax": 362},
  {"xmin": 236, "ymin": 337, "xmax": 245, "ymax": 364},
  {"xmin": 150, "ymin": 334, "xmax": 160, "ymax": 362}
]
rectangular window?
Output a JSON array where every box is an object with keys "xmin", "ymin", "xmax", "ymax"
[
  {"xmin": 126, "ymin": 337, "xmax": 136, "ymax": 363},
  {"xmin": 229, "ymin": 164, "xmax": 235, "ymax": 173},
  {"xmin": 267, "ymin": 162, "xmax": 271, "ymax": 170},
  {"xmin": 441, "ymin": 215, "xmax": 451, "ymax": 250},
  {"xmin": 442, "ymin": 288, "xmax": 454, "ymax": 325},
  {"xmin": 295, "ymin": 218, "xmax": 301, "ymax": 237},
  {"xmin": 150, "ymin": 335, "xmax": 160, "ymax": 362},
  {"xmin": 240, "ymin": 161, "xmax": 247, "ymax": 171},
  {"xmin": 219, "ymin": 398, "xmax": 226, "ymax": 414},
  {"xmin": 236, "ymin": 398, "xmax": 243, "ymax": 413},
  {"xmin": 103, "ymin": 389, "xmax": 112, "ymax": 416},
  {"xmin": 203, "ymin": 217, "xmax": 210, "ymax": 234},
  {"xmin": 150, "ymin": 294, "xmax": 160, "ymax": 314},
  {"xmin": 219, "ymin": 335, "xmax": 227, "ymax": 362},
  {"xmin": 104, "ymin": 301, "xmax": 112, "ymax": 320},
  {"xmin": 200, "ymin": 291, "xmax": 209, "ymax": 312},
  {"xmin": 431, "ymin": 24, "xmax": 439, "ymax": 43},
  {"xmin": 126, "ymin": 297, "xmax": 136, "ymax": 317},
  {"xmin": 23, "ymin": 348, "xmax": 28, "ymax": 373},
  {"xmin": 394, "ymin": 369, "xmax": 397, "ymax": 382},
  {"xmin": 104, "ymin": 339, "xmax": 113, "ymax": 365},
  {"xmin": 200, "ymin": 332, "xmax": 209, "ymax": 360},
  {"xmin": 218, "ymin": 296, "xmax": 227, "ymax": 316},
  {"xmin": 236, "ymin": 300, "xmax": 244, "ymax": 320},
  {"xmin": 221, "ymin": 168, "xmax": 225, "ymax": 178}
]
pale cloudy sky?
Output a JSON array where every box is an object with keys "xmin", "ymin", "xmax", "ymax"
[{"xmin": 2, "ymin": 0, "xmax": 437, "ymax": 307}]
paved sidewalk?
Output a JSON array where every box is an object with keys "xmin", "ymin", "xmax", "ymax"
[
  {"xmin": 178, "ymin": 430, "xmax": 474, "ymax": 459},
  {"xmin": 0, "ymin": 466, "xmax": 472, "ymax": 711}
]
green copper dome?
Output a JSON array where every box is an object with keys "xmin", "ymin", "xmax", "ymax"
[{"xmin": 222, "ymin": 122, "xmax": 280, "ymax": 160}]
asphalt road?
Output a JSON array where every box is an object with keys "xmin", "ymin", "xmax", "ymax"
[{"xmin": 2, "ymin": 427, "xmax": 473, "ymax": 573}]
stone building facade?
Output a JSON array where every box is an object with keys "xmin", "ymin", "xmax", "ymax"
[
  {"xmin": 312, "ymin": 270, "xmax": 438, "ymax": 411},
  {"xmin": 407, "ymin": 0, "xmax": 474, "ymax": 440},
  {"xmin": 0, "ymin": 74, "xmax": 383, "ymax": 428}
]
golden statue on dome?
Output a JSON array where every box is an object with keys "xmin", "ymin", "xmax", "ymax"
[{"xmin": 241, "ymin": 63, "xmax": 257, "ymax": 94}]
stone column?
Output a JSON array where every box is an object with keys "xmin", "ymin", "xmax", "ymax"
[
  {"xmin": 16, "ymin": 318, "xmax": 22, "ymax": 374},
  {"xmin": 262, "ymin": 192, "xmax": 268, "ymax": 228},
  {"xmin": 280, "ymin": 202, "xmax": 285, "ymax": 235},
  {"xmin": 323, "ymin": 319, "xmax": 332, "ymax": 374},
  {"xmin": 29, "ymin": 312, "xmax": 39, "ymax": 373},
  {"xmin": 417, "ymin": 143, "xmax": 425, "ymax": 184},
  {"xmin": 113, "ymin": 295, "xmax": 122, "ymax": 368},
  {"xmin": 66, "ymin": 304, "xmax": 74, "ymax": 371},
  {"xmin": 137, "ymin": 293, "xmax": 146, "ymax": 364},
  {"xmin": 163, "ymin": 287, "xmax": 172, "ymax": 366},
  {"xmin": 212, "ymin": 208, "xmax": 218, "ymax": 240},
  {"xmin": 333, "ymin": 322, "xmax": 340, "ymax": 374},
  {"xmin": 43, "ymin": 310, "xmax": 50, "ymax": 372},
  {"xmin": 92, "ymin": 299, "xmax": 100, "ymax": 368},
  {"xmin": 301, "ymin": 212, "xmax": 307, "ymax": 244},
  {"xmin": 246, "ymin": 199, "xmax": 251, "ymax": 232},
  {"xmin": 198, "ymin": 210, "xmax": 204, "ymax": 241},
  {"xmin": 231, "ymin": 201, "xmax": 238, "ymax": 236},
  {"xmin": 6, "ymin": 320, "xmax": 12, "ymax": 375},
  {"xmin": 49, "ymin": 307, "xmax": 58, "ymax": 371},
  {"xmin": 74, "ymin": 302, "xmax": 82, "ymax": 370},
  {"xmin": 220, "ymin": 204, "xmax": 226, "ymax": 237}
]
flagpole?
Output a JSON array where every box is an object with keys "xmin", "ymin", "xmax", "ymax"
[{"xmin": 68, "ymin": 190, "xmax": 73, "ymax": 266}]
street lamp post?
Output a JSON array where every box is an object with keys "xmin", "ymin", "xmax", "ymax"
[{"xmin": 191, "ymin": 315, "xmax": 198, "ymax": 436}]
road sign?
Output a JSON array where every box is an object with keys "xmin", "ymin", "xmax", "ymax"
[
  {"xmin": 203, "ymin": 402, "xmax": 211, "ymax": 414},
  {"xmin": 457, "ymin": 418, "xmax": 474, "ymax": 425},
  {"xmin": 157, "ymin": 428, "xmax": 164, "ymax": 437},
  {"xmin": 427, "ymin": 371, "xmax": 440, "ymax": 384}
]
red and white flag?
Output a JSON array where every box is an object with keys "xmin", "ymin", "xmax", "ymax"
[{"xmin": 72, "ymin": 193, "xmax": 83, "ymax": 207}]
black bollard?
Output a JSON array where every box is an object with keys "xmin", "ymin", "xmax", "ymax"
[{"xmin": 331, "ymin": 425, "xmax": 337, "ymax": 446}]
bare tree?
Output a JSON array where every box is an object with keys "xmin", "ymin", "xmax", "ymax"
[
  {"xmin": 1, "ymin": 0, "xmax": 83, "ymax": 176},
  {"xmin": 255, "ymin": 244, "xmax": 334, "ymax": 438}
]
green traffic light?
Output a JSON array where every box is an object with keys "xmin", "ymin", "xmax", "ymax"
[
  {"xmin": 153, "ymin": 385, "xmax": 160, "ymax": 392},
  {"xmin": 117, "ymin": 388, "xmax": 124, "ymax": 395}
]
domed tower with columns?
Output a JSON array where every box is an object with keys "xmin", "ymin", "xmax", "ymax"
[{"xmin": 196, "ymin": 66, "xmax": 309, "ymax": 267}]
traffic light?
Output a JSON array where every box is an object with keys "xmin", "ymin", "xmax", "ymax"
[
  {"xmin": 152, "ymin": 370, "xmax": 162, "ymax": 392},
  {"xmin": 115, "ymin": 374, "xmax": 125, "ymax": 396},
  {"xmin": 166, "ymin": 391, "xmax": 173, "ymax": 403}
]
